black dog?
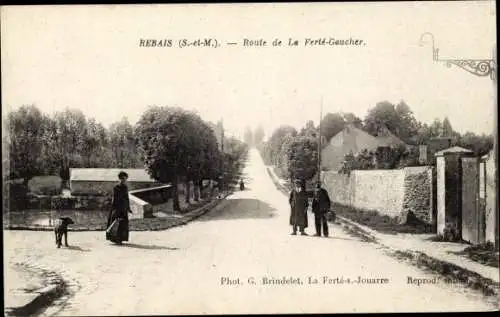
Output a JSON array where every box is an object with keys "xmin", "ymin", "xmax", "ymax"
[{"xmin": 54, "ymin": 217, "xmax": 74, "ymax": 248}]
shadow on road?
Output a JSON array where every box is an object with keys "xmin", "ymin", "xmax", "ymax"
[
  {"xmin": 198, "ymin": 198, "xmax": 277, "ymax": 221},
  {"xmin": 65, "ymin": 245, "xmax": 92, "ymax": 252},
  {"xmin": 121, "ymin": 243, "xmax": 179, "ymax": 250}
]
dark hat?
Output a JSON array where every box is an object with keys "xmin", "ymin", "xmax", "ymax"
[{"xmin": 118, "ymin": 171, "xmax": 129, "ymax": 179}]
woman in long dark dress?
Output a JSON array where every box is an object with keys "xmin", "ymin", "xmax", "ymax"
[{"xmin": 106, "ymin": 171, "xmax": 132, "ymax": 244}]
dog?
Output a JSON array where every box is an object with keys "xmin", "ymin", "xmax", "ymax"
[{"xmin": 54, "ymin": 217, "xmax": 74, "ymax": 248}]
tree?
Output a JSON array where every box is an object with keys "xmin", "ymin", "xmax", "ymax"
[
  {"xmin": 109, "ymin": 117, "xmax": 140, "ymax": 168},
  {"xmin": 429, "ymin": 118, "xmax": 443, "ymax": 137},
  {"xmin": 277, "ymin": 133, "xmax": 295, "ymax": 177},
  {"xmin": 51, "ymin": 108, "xmax": 89, "ymax": 181},
  {"xmin": 299, "ymin": 120, "xmax": 318, "ymax": 138},
  {"xmin": 266, "ymin": 125, "xmax": 298, "ymax": 166},
  {"xmin": 135, "ymin": 106, "xmax": 220, "ymax": 210},
  {"xmin": 415, "ymin": 122, "xmax": 432, "ymax": 145},
  {"xmin": 284, "ymin": 135, "xmax": 318, "ymax": 181},
  {"xmin": 395, "ymin": 100, "xmax": 419, "ymax": 143},
  {"xmin": 342, "ymin": 112, "xmax": 363, "ymax": 129},
  {"xmin": 192, "ymin": 122, "xmax": 221, "ymax": 200},
  {"xmin": 7, "ymin": 105, "xmax": 45, "ymax": 184},
  {"xmin": 364, "ymin": 101, "xmax": 400, "ymax": 136},
  {"xmin": 442, "ymin": 117, "xmax": 454, "ymax": 137},
  {"xmin": 320, "ymin": 112, "xmax": 345, "ymax": 142},
  {"xmin": 253, "ymin": 125, "xmax": 265, "ymax": 145},
  {"xmin": 458, "ymin": 132, "xmax": 493, "ymax": 156}
]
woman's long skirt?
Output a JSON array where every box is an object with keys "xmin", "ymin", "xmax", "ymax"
[{"xmin": 106, "ymin": 211, "xmax": 129, "ymax": 243}]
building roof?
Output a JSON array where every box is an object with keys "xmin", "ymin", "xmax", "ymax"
[
  {"xmin": 70, "ymin": 168, "xmax": 158, "ymax": 182},
  {"xmin": 435, "ymin": 146, "xmax": 473, "ymax": 156},
  {"xmin": 321, "ymin": 125, "xmax": 407, "ymax": 171}
]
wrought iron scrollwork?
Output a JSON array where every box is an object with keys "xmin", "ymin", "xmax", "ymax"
[
  {"xmin": 419, "ymin": 32, "xmax": 496, "ymax": 80},
  {"xmin": 443, "ymin": 59, "xmax": 495, "ymax": 78}
]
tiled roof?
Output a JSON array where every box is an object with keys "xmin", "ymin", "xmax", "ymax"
[{"xmin": 70, "ymin": 168, "xmax": 158, "ymax": 182}]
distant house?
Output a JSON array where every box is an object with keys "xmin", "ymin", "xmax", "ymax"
[
  {"xmin": 320, "ymin": 124, "xmax": 407, "ymax": 172},
  {"xmin": 70, "ymin": 168, "xmax": 162, "ymax": 196},
  {"xmin": 420, "ymin": 136, "xmax": 455, "ymax": 165}
]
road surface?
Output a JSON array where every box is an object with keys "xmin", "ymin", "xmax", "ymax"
[{"xmin": 4, "ymin": 148, "xmax": 497, "ymax": 315}]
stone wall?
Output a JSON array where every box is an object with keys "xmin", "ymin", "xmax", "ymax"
[
  {"xmin": 402, "ymin": 166, "xmax": 434, "ymax": 224},
  {"xmin": 351, "ymin": 170, "xmax": 406, "ymax": 218},
  {"xmin": 321, "ymin": 172, "xmax": 352, "ymax": 205},
  {"xmin": 322, "ymin": 166, "xmax": 434, "ymax": 224}
]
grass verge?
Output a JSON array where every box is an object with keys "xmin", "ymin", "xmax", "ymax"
[
  {"xmin": 450, "ymin": 242, "xmax": 500, "ymax": 269},
  {"xmin": 333, "ymin": 203, "xmax": 433, "ymax": 235}
]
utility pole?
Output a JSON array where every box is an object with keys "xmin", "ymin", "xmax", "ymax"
[{"xmin": 317, "ymin": 96, "xmax": 323, "ymax": 185}]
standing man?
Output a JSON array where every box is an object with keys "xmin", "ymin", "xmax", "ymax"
[
  {"xmin": 289, "ymin": 179, "xmax": 309, "ymax": 236},
  {"xmin": 312, "ymin": 183, "xmax": 331, "ymax": 237}
]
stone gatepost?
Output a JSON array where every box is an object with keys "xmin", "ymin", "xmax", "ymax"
[
  {"xmin": 483, "ymin": 151, "xmax": 498, "ymax": 246},
  {"xmin": 461, "ymin": 157, "xmax": 485, "ymax": 244},
  {"xmin": 435, "ymin": 146, "xmax": 474, "ymax": 239}
]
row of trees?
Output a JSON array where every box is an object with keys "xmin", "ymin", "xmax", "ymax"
[
  {"xmin": 6, "ymin": 105, "xmax": 248, "ymax": 211},
  {"xmin": 259, "ymin": 100, "xmax": 493, "ymax": 181},
  {"xmin": 6, "ymin": 105, "xmax": 143, "ymax": 184},
  {"xmin": 135, "ymin": 106, "xmax": 248, "ymax": 210}
]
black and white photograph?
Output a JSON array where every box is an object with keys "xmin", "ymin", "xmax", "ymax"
[{"xmin": 1, "ymin": 2, "xmax": 498, "ymax": 315}]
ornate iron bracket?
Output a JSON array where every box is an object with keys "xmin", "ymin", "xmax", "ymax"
[{"xmin": 419, "ymin": 32, "xmax": 496, "ymax": 80}]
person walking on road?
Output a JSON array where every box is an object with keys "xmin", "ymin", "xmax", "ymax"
[
  {"xmin": 312, "ymin": 183, "xmax": 331, "ymax": 237},
  {"xmin": 289, "ymin": 179, "xmax": 309, "ymax": 236},
  {"xmin": 106, "ymin": 171, "xmax": 132, "ymax": 245}
]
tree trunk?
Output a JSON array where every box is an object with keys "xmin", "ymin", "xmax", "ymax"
[
  {"xmin": 198, "ymin": 179, "xmax": 204, "ymax": 199},
  {"xmin": 173, "ymin": 176, "xmax": 180, "ymax": 211},
  {"xmin": 185, "ymin": 180, "xmax": 191, "ymax": 204},
  {"xmin": 193, "ymin": 179, "xmax": 200, "ymax": 201}
]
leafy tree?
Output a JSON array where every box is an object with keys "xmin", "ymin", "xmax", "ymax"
[
  {"xmin": 109, "ymin": 117, "xmax": 140, "ymax": 168},
  {"xmin": 284, "ymin": 135, "xmax": 318, "ymax": 181},
  {"xmin": 342, "ymin": 112, "xmax": 363, "ymax": 129},
  {"xmin": 7, "ymin": 105, "xmax": 45, "ymax": 184},
  {"xmin": 457, "ymin": 132, "xmax": 493, "ymax": 156},
  {"xmin": 320, "ymin": 112, "xmax": 345, "ymax": 142},
  {"xmin": 364, "ymin": 101, "xmax": 400, "ymax": 136},
  {"xmin": 266, "ymin": 125, "xmax": 297, "ymax": 166},
  {"xmin": 395, "ymin": 100, "xmax": 419, "ymax": 143},
  {"xmin": 221, "ymin": 136, "xmax": 248, "ymax": 187},
  {"xmin": 442, "ymin": 117, "xmax": 454, "ymax": 137},
  {"xmin": 429, "ymin": 118, "xmax": 443, "ymax": 137},
  {"xmin": 299, "ymin": 120, "xmax": 318, "ymax": 138},
  {"xmin": 415, "ymin": 122, "xmax": 432, "ymax": 145},
  {"xmin": 136, "ymin": 106, "xmax": 196, "ymax": 210},
  {"xmin": 277, "ymin": 134, "xmax": 295, "ymax": 177},
  {"xmin": 136, "ymin": 106, "xmax": 225, "ymax": 209},
  {"xmin": 51, "ymin": 108, "xmax": 89, "ymax": 181}
]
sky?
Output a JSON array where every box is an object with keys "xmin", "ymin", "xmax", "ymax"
[{"xmin": 1, "ymin": 2, "xmax": 497, "ymax": 140}]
